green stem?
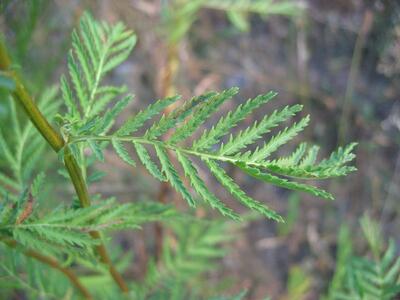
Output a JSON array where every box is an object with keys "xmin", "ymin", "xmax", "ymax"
[
  {"xmin": 70, "ymin": 134, "xmax": 244, "ymax": 163},
  {"xmin": 69, "ymin": 134, "xmax": 340, "ymax": 180},
  {"xmin": 0, "ymin": 41, "xmax": 128, "ymax": 293}
]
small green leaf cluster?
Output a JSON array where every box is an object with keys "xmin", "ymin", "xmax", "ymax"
[
  {"xmin": 0, "ymin": 178, "xmax": 176, "ymax": 257},
  {"xmin": 57, "ymin": 12, "xmax": 136, "ymax": 169},
  {"xmin": 326, "ymin": 215, "xmax": 400, "ymax": 300}
]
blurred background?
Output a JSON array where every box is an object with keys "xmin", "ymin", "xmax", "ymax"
[{"xmin": 1, "ymin": 0, "xmax": 399, "ymax": 299}]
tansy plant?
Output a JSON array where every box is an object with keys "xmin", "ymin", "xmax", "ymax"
[{"xmin": 0, "ymin": 12, "xmax": 356, "ymax": 299}]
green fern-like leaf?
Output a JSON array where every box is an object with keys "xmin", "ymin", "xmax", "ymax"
[
  {"xmin": 58, "ymin": 12, "xmax": 137, "ymax": 182},
  {"xmin": 63, "ymin": 12, "xmax": 136, "ymax": 121},
  {"xmin": 66, "ymin": 88, "xmax": 356, "ymax": 221},
  {"xmin": 61, "ymin": 14, "xmax": 356, "ymax": 222},
  {"xmin": 66, "ymin": 90, "xmax": 356, "ymax": 221},
  {"xmin": 0, "ymin": 189, "xmax": 177, "ymax": 257}
]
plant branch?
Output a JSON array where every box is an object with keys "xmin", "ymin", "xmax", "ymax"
[
  {"xmin": 0, "ymin": 41, "xmax": 129, "ymax": 293},
  {"xmin": 3, "ymin": 239, "xmax": 93, "ymax": 300}
]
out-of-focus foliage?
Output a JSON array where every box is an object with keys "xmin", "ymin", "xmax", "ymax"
[
  {"xmin": 0, "ymin": 0, "xmax": 45, "ymax": 60},
  {"xmin": 132, "ymin": 218, "xmax": 244, "ymax": 299},
  {"xmin": 161, "ymin": 0, "xmax": 303, "ymax": 44},
  {"xmin": 0, "ymin": 245, "xmax": 73, "ymax": 300},
  {"xmin": 0, "ymin": 87, "xmax": 60, "ymax": 198},
  {"xmin": 284, "ymin": 265, "xmax": 311, "ymax": 300},
  {"xmin": 277, "ymin": 192, "xmax": 300, "ymax": 236},
  {"xmin": 325, "ymin": 215, "xmax": 400, "ymax": 300}
]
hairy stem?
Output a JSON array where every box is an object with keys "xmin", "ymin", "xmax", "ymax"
[
  {"xmin": 0, "ymin": 41, "xmax": 128, "ymax": 293},
  {"xmin": 3, "ymin": 239, "xmax": 93, "ymax": 300}
]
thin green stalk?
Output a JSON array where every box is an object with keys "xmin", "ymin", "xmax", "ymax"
[
  {"xmin": 68, "ymin": 135, "xmax": 307, "ymax": 176},
  {"xmin": 0, "ymin": 41, "xmax": 128, "ymax": 293},
  {"xmin": 70, "ymin": 134, "xmax": 250, "ymax": 163},
  {"xmin": 338, "ymin": 10, "xmax": 374, "ymax": 144}
]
